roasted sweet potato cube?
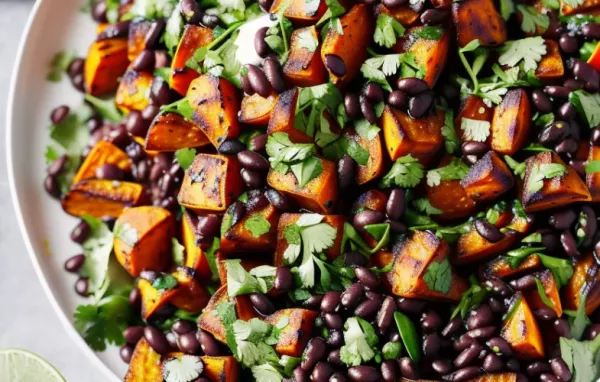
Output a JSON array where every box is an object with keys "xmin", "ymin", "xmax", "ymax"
[
  {"xmin": 160, "ymin": 354, "xmax": 239, "ymax": 382},
  {"xmin": 491, "ymin": 89, "xmax": 532, "ymax": 155},
  {"xmin": 239, "ymin": 92, "xmax": 279, "ymax": 126},
  {"xmin": 265, "ymin": 309, "xmax": 318, "ymax": 357},
  {"xmin": 343, "ymin": 128, "xmax": 385, "ymax": 185},
  {"xmin": 521, "ymin": 151, "xmax": 591, "ymax": 212},
  {"xmin": 267, "ymin": 88, "xmax": 312, "ymax": 143},
  {"xmin": 501, "ymin": 294, "xmax": 545, "ymax": 360},
  {"xmin": 84, "ymin": 38, "xmax": 130, "ymax": 96},
  {"xmin": 114, "ymin": 206, "xmax": 174, "ymax": 277},
  {"xmin": 452, "ymin": 0, "xmax": 507, "ymax": 48},
  {"xmin": 216, "ymin": 252, "xmax": 268, "ymax": 285},
  {"xmin": 587, "ymin": 145, "xmax": 600, "ymax": 202},
  {"xmin": 220, "ymin": 204, "xmax": 281, "ymax": 254},
  {"xmin": 321, "ymin": 4, "xmax": 374, "ymax": 88},
  {"xmin": 270, "ymin": 0, "xmax": 328, "ymax": 25},
  {"xmin": 127, "ymin": 19, "xmax": 154, "ymax": 61},
  {"xmin": 455, "ymin": 221, "xmax": 520, "ymax": 265},
  {"xmin": 470, "ymin": 374, "xmax": 520, "ymax": 382},
  {"xmin": 178, "ymin": 154, "xmax": 243, "ymax": 213},
  {"xmin": 124, "ymin": 339, "xmax": 162, "ymax": 382},
  {"xmin": 182, "ymin": 211, "xmax": 213, "ymax": 281},
  {"xmin": 171, "ymin": 25, "xmax": 215, "ymax": 95},
  {"xmin": 485, "ymin": 254, "xmax": 542, "ymax": 279},
  {"xmin": 145, "ymin": 113, "xmax": 210, "ymax": 152},
  {"xmin": 524, "ymin": 269, "xmax": 562, "ymax": 317},
  {"xmin": 535, "ymin": 40, "xmax": 564, "ymax": 80},
  {"xmin": 187, "ymin": 75, "xmax": 241, "ymax": 149},
  {"xmin": 274, "ymin": 214, "xmax": 346, "ymax": 265},
  {"xmin": 382, "ymin": 106, "xmax": 444, "ymax": 162},
  {"xmin": 168, "ymin": 267, "xmax": 211, "ymax": 313},
  {"xmin": 267, "ymin": 157, "xmax": 338, "ymax": 214},
  {"xmin": 375, "ymin": 4, "xmax": 420, "ymax": 27},
  {"xmin": 426, "ymin": 180, "xmax": 476, "ymax": 220},
  {"xmin": 61, "ymin": 180, "xmax": 146, "ymax": 219},
  {"xmin": 561, "ymin": 0, "xmax": 600, "ymax": 15},
  {"xmin": 563, "ymin": 253, "xmax": 600, "ymax": 315},
  {"xmin": 115, "ymin": 69, "xmax": 153, "ymax": 112},
  {"xmin": 430, "ymin": 0, "xmax": 452, "ymax": 7},
  {"xmin": 390, "ymin": 231, "xmax": 468, "ymax": 302},
  {"xmin": 72, "ymin": 141, "xmax": 130, "ymax": 185},
  {"xmin": 391, "ymin": 26, "xmax": 450, "ymax": 87},
  {"xmin": 198, "ymin": 285, "xmax": 257, "ymax": 344},
  {"xmin": 461, "ymin": 151, "xmax": 514, "ymax": 202},
  {"xmin": 138, "ymin": 278, "xmax": 176, "ymax": 320},
  {"xmin": 283, "ymin": 26, "xmax": 327, "ymax": 87},
  {"xmin": 352, "ymin": 189, "xmax": 389, "ymax": 213},
  {"xmin": 455, "ymin": 95, "xmax": 493, "ymax": 143}
]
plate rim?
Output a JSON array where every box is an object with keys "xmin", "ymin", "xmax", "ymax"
[{"xmin": 5, "ymin": 2, "xmax": 122, "ymax": 381}]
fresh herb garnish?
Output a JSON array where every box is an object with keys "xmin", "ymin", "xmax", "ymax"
[
  {"xmin": 79, "ymin": 215, "xmax": 114, "ymax": 300},
  {"xmin": 245, "ymin": 215, "xmax": 272, "ymax": 238},
  {"xmin": 516, "ymin": 5, "xmax": 549, "ymax": 34},
  {"xmin": 498, "ymin": 37, "xmax": 547, "ymax": 72},
  {"xmin": 394, "ymin": 312, "xmax": 421, "ymax": 362},
  {"xmin": 340, "ymin": 317, "xmax": 379, "ymax": 366},
  {"xmin": 152, "ymin": 274, "xmax": 179, "ymax": 290},
  {"xmin": 460, "ymin": 118, "xmax": 491, "ymax": 142},
  {"xmin": 426, "ymin": 158, "xmax": 470, "ymax": 187},
  {"xmin": 175, "ymin": 148, "xmax": 197, "ymax": 170},
  {"xmin": 47, "ymin": 51, "xmax": 76, "ymax": 82},
  {"xmin": 380, "ymin": 154, "xmax": 425, "ymax": 188},
  {"xmin": 525, "ymin": 163, "xmax": 567, "ymax": 194},
  {"xmin": 171, "ymin": 238, "xmax": 185, "ymax": 265},
  {"xmin": 570, "ymin": 90, "xmax": 600, "ymax": 128},
  {"xmin": 373, "ymin": 14, "xmax": 405, "ymax": 48}
]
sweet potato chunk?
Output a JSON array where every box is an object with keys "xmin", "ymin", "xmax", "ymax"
[
  {"xmin": 344, "ymin": 128, "xmax": 385, "ymax": 185},
  {"xmin": 390, "ymin": 231, "xmax": 468, "ymax": 302},
  {"xmin": 452, "ymin": 0, "xmax": 507, "ymax": 48},
  {"xmin": 535, "ymin": 40, "xmax": 564, "ymax": 80},
  {"xmin": 265, "ymin": 309, "xmax": 318, "ymax": 357},
  {"xmin": 283, "ymin": 27, "xmax": 327, "ymax": 87},
  {"xmin": 61, "ymin": 180, "xmax": 146, "ymax": 219},
  {"xmin": 72, "ymin": 141, "xmax": 130, "ymax": 185},
  {"xmin": 382, "ymin": 106, "xmax": 444, "ymax": 162},
  {"xmin": 114, "ymin": 206, "xmax": 174, "ymax": 277},
  {"xmin": 171, "ymin": 25, "xmax": 215, "ymax": 95},
  {"xmin": 216, "ymin": 252, "xmax": 268, "ymax": 285},
  {"xmin": 270, "ymin": 0, "xmax": 328, "ymax": 25},
  {"xmin": 127, "ymin": 19, "xmax": 154, "ymax": 61},
  {"xmin": 145, "ymin": 113, "xmax": 210, "ymax": 151},
  {"xmin": 182, "ymin": 211, "xmax": 213, "ymax": 281},
  {"xmin": 267, "ymin": 88, "xmax": 312, "ymax": 143},
  {"xmin": 521, "ymin": 151, "xmax": 591, "ymax": 212},
  {"xmin": 267, "ymin": 157, "xmax": 338, "ymax": 214},
  {"xmin": 524, "ymin": 269, "xmax": 562, "ymax": 317},
  {"xmin": 470, "ymin": 374, "xmax": 519, "ymax": 382},
  {"xmin": 501, "ymin": 294, "xmax": 545, "ymax": 360},
  {"xmin": 491, "ymin": 89, "xmax": 532, "ymax": 155},
  {"xmin": 124, "ymin": 339, "xmax": 162, "ymax": 382},
  {"xmin": 352, "ymin": 189, "xmax": 389, "ymax": 213},
  {"xmin": 178, "ymin": 154, "xmax": 243, "ymax": 213},
  {"xmin": 220, "ymin": 204, "xmax": 281, "ymax": 254},
  {"xmin": 115, "ymin": 69, "xmax": 153, "ymax": 112},
  {"xmin": 84, "ymin": 38, "xmax": 130, "ymax": 96},
  {"xmin": 485, "ymin": 254, "xmax": 542, "ymax": 279},
  {"xmin": 461, "ymin": 151, "xmax": 514, "ymax": 202},
  {"xmin": 160, "ymin": 354, "xmax": 240, "ymax": 382},
  {"xmin": 391, "ymin": 26, "xmax": 450, "ymax": 87},
  {"xmin": 455, "ymin": 95, "xmax": 493, "ymax": 143},
  {"xmin": 426, "ymin": 180, "xmax": 476, "ymax": 220},
  {"xmin": 561, "ymin": 0, "xmax": 600, "ymax": 15},
  {"xmin": 274, "ymin": 214, "xmax": 346, "ymax": 265},
  {"xmin": 321, "ymin": 4, "xmax": 374, "ymax": 88},
  {"xmin": 198, "ymin": 285, "xmax": 257, "ymax": 344},
  {"xmin": 187, "ymin": 75, "xmax": 241, "ymax": 149},
  {"xmin": 563, "ymin": 253, "xmax": 600, "ymax": 315},
  {"xmin": 239, "ymin": 93, "xmax": 279, "ymax": 126},
  {"xmin": 587, "ymin": 145, "xmax": 600, "ymax": 202},
  {"xmin": 375, "ymin": 4, "xmax": 420, "ymax": 27}
]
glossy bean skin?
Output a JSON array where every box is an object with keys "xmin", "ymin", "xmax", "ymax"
[
  {"xmin": 377, "ymin": 297, "xmax": 397, "ymax": 335},
  {"xmin": 254, "ymin": 27, "xmax": 269, "ymax": 58},
  {"xmin": 249, "ymin": 293, "xmax": 275, "ymax": 315},
  {"xmin": 397, "ymin": 78, "xmax": 429, "ymax": 95},
  {"xmin": 144, "ymin": 326, "xmax": 169, "ymax": 355},
  {"xmin": 348, "ymin": 366, "xmax": 381, "ymax": 382},
  {"xmin": 246, "ymin": 64, "xmax": 273, "ymax": 97},
  {"xmin": 408, "ymin": 91, "xmax": 434, "ymax": 118},
  {"xmin": 64, "ymin": 254, "xmax": 86, "ymax": 273},
  {"xmin": 301, "ymin": 337, "xmax": 327, "ymax": 371},
  {"xmin": 338, "ymin": 156, "xmax": 356, "ymax": 191},
  {"xmin": 197, "ymin": 330, "xmax": 221, "ymax": 356},
  {"xmin": 321, "ymin": 291, "xmax": 342, "ymax": 313},
  {"xmin": 325, "ymin": 54, "xmax": 347, "ymax": 77},
  {"xmin": 341, "ymin": 283, "xmax": 365, "ymax": 309},
  {"xmin": 386, "ymin": 189, "xmax": 405, "ymax": 220},
  {"xmin": 263, "ymin": 57, "xmax": 285, "ymax": 94},
  {"xmin": 399, "ymin": 357, "xmax": 419, "ymax": 379}
]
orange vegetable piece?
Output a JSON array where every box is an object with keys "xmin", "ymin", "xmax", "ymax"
[
  {"xmin": 452, "ymin": 0, "xmax": 507, "ymax": 48},
  {"xmin": 461, "ymin": 151, "xmax": 515, "ymax": 203},
  {"xmin": 170, "ymin": 25, "xmax": 215, "ymax": 95},
  {"xmin": 124, "ymin": 339, "xmax": 162, "ymax": 382},
  {"xmin": 84, "ymin": 38, "xmax": 130, "ymax": 96},
  {"xmin": 501, "ymin": 294, "xmax": 545, "ymax": 360},
  {"xmin": 265, "ymin": 309, "xmax": 319, "ymax": 357},
  {"xmin": 239, "ymin": 92, "xmax": 279, "ymax": 126},
  {"xmin": 115, "ymin": 68, "xmax": 154, "ymax": 112},
  {"xmin": 485, "ymin": 254, "xmax": 542, "ymax": 279},
  {"xmin": 283, "ymin": 26, "xmax": 328, "ymax": 87},
  {"xmin": 491, "ymin": 88, "xmax": 532, "ymax": 155},
  {"xmin": 352, "ymin": 189, "xmax": 389, "ymax": 213},
  {"xmin": 344, "ymin": 127, "xmax": 386, "ymax": 185},
  {"xmin": 159, "ymin": 353, "xmax": 240, "ymax": 382},
  {"xmin": 270, "ymin": 0, "xmax": 328, "ymax": 25},
  {"xmin": 182, "ymin": 211, "xmax": 213, "ymax": 281},
  {"xmin": 375, "ymin": 4, "xmax": 420, "ymax": 27},
  {"xmin": 561, "ymin": 0, "xmax": 600, "ymax": 15},
  {"xmin": 455, "ymin": 95, "xmax": 493, "ymax": 143},
  {"xmin": 145, "ymin": 113, "xmax": 211, "ymax": 152},
  {"xmin": 563, "ymin": 253, "xmax": 600, "ymax": 315},
  {"xmin": 470, "ymin": 374, "xmax": 520, "ymax": 382},
  {"xmin": 535, "ymin": 40, "xmax": 564, "ymax": 80},
  {"xmin": 587, "ymin": 144, "xmax": 600, "ymax": 202},
  {"xmin": 220, "ymin": 204, "xmax": 281, "ymax": 254},
  {"xmin": 127, "ymin": 19, "xmax": 154, "ymax": 61},
  {"xmin": 588, "ymin": 41, "xmax": 600, "ymax": 71},
  {"xmin": 72, "ymin": 141, "xmax": 130, "ymax": 185},
  {"xmin": 524, "ymin": 269, "xmax": 562, "ymax": 317},
  {"xmin": 426, "ymin": 180, "xmax": 476, "ymax": 220},
  {"xmin": 215, "ymin": 252, "xmax": 268, "ymax": 285},
  {"xmin": 267, "ymin": 88, "xmax": 312, "ymax": 143}
]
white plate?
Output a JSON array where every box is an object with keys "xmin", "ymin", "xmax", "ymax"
[{"xmin": 6, "ymin": 0, "xmax": 126, "ymax": 380}]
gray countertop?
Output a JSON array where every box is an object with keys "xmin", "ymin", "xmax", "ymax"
[{"xmin": 0, "ymin": 2, "xmax": 105, "ymax": 381}]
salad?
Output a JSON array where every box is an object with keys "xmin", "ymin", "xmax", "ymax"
[{"xmin": 42, "ymin": 0, "xmax": 600, "ymax": 380}]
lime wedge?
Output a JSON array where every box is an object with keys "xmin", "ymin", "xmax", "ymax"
[{"xmin": 0, "ymin": 349, "xmax": 66, "ymax": 382}]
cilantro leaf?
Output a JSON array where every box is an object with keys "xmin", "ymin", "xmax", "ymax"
[
  {"xmin": 380, "ymin": 154, "xmax": 425, "ymax": 188},
  {"xmin": 128, "ymin": 0, "xmax": 179, "ymax": 19},
  {"xmin": 586, "ymin": 160, "xmax": 600, "ymax": 174},
  {"xmin": 360, "ymin": 55, "xmax": 404, "ymax": 91},
  {"xmin": 563, "ymin": 0, "xmax": 586, "ymax": 8},
  {"xmin": 354, "ymin": 119, "xmax": 381, "ymax": 141},
  {"xmin": 266, "ymin": 132, "xmax": 316, "ymax": 168},
  {"xmin": 226, "ymin": 260, "xmax": 268, "ymax": 297},
  {"xmin": 525, "ymin": 163, "xmax": 568, "ymax": 193},
  {"xmin": 413, "ymin": 198, "xmax": 443, "ymax": 215},
  {"xmin": 44, "ymin": 146, "xmax": 61, "ymax": 165},
  {"xmin": 413, "ymin": 26, "xmax": 444, "ymax": 40},
  {"xmin": 79, "ymin": 216, "xmax": 114, "ymax": 300},
  {"xmin": 251, "ymin": 364, "xmax": 284, "ymax": 382},
  {"xmin": 340, "ymin": 317, "xmax": 379, "ymax": 366},
  {"xmin": 422, "ymin": 257, "xmax": 452, "ymax": 294},
  {"xmin": 73, "ymin": 295, "xmax": 132, "ymax": 351},
  {"xmin": 161, "ymin": 97, "xmax": 194, "ymax": 120},
  {"xmin": 426, "ymin": 158, "xmax": 469, "ymax": 187},
  {"xmin": 205, "ymin": 237, "xmax": 220, "ymax": 282},
  {"xmin": 49, "ymin": 105, "xmax": 92, "ymax": 158},
  {"xmin": 570, "ymin": 90, "xmax": 600, "ymax": 128},
  {"xmin": 175, "ymin": 148, "xmax": 197, "ymax": 170},
  {"xmin": 565, "ymin": 294, "xmax": 591, "ymax": 341},
  {"xmin": 84, "ymin": 94, "xmax": 123, "ymax": 123},
  {"xmin": 517, "ymin": 5, "xmax": 549, "ymax": 34},
  {"xmin": 440, "ymin": 107, "xmax": 459, "ymax": 154},
  {"xmin": 560, "ymin": 336, "xmax": 600, "ymax": 382},
  {"xmin": 498, "ymin": 37, "xmax": 547, "ymax": 72},
  {"xmin": 113, "ymin": 222, "xmax": 138, "ymax": 247},
  {"xmin": 47, "ymin": 51, "xmax": 76, "ymax": 82},
  {"xmin": 215, "ymin": 300, "xmax": 238, "ymax": 356},
  {"xmin": 297, "ymin": 28, "xmax": 319, "ymax": 52},
  {"xmin": 245, "ymin": 215, "xmax": 271, "ymax": 238},
  {"xmin": 152, "ymin": 274, "xmax": 179, "ymax": 290},
  {"xmin": 374, "ymin": 14, "xmax": 405, "ymax": 48},
  {"xmin": 460, "ymin": 118, "xmax": 491, "ymax": 142},
  {"xmin": 290, "ymin": 157, "xmax": 323, "ymax": 188},
  {"xmin": 164, "ymin": 4, "xmax": 184, "ymax": 55},
  {"xmin": 500, "ymin": 0, "xmax": 515, "ymax": 20}
]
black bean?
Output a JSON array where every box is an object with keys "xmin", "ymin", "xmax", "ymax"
[
  {"xmin": 365, "ymin": 290, "xmax": 383, "ymax": 302},
  {"xmin": 311, "ymin": 362, "xmax": 334, "ymax": 382},
  {"xmin": 383, "ymin": 0, "xmax": 408, "ymax": 6},
  {"xmin": 150, "ymin": 78, "xmax": 171, "ymax": 106},
  {"xmin": 441, "ymin": 316, "xmax": 461, "ymax": 338},
  {"xmin": 68, "ymin": 58, "xmax": 84, "ymax": 79},
  {"xmin": 558, "ymin": 102, "xmax": 576, "ymax": 120},
  {"xmin": 337, "ymin": 155, "xmax": 356, "ymax": 191},
  {"xmin": 397, "ymin": 78, "xmax": 429, "ymax": 95},
  {"xmin": 467, "ymin": 305, "xmax": 493, "ymax": 329},
  {"xmin": 559, "ymin": 34, "xmax": 579, "ymax": 54},
  {"xmin": 326, "ymin": 349, "xmax": 342, "ymax": 367},
  {"xmin": 324, "ymin": 313, "xmax": 343, "ymax": 330},
  {"xmin": 408, "ymin": 90, "xmax": 434, "ymax": 118},
  {"xmin": 561, "ymin": 230, "xmax": 579, "ymax": 257},
  {"xmin": 180, "ymin": 0, "xmax": 203, "ymax": 23},
  {"xmin": 420, "ymin": 9, "xmax": 449, "ymax": 24},
  {"xmin": 97, "ymin": 21, "xmax": 130, "ymax": 41},
  {"xmin": 301, "ymin": 337, "xmax": 327, "ymax": 371},
  {"xmin": 462, "ymin": 141, "xmax": 489, "ymax": 156},
  {"xmin": 549, "ymin": 358, "xmax": 571, "ymax": 381},
  {"xmin": 570, "ymin": 119, "xmax": 582, "ymax": 140},
  {"xmin": 534, "ymin": 306, "xmax": 558, "ymax": 321},
  {"xmin": 419, "ymin": 310, "xmax": 442, "ymax": 333},
  {"xmin": 588, "ymin": 323, "xmax": 600, "ymax": 340},
  {"xmin": 246, "ymin": 64, "xmax": 272, "ymax": 97},
  {"xmin": 273, "ymin": 266, "xmax": 293, "ymax": 294},
  {"xmin": 578, "ymin": 205, "xmax": 597, "ymax": 247},
  {"xmin": 376, "ymin": 297, "xmax": 397, "ymax": 335},
  {"xmin": 389, "ymin": 331, "xmax": 401, "ymax": 343},
  {"xmin": 143, "ymin": 20, "xmax": 165, "ymax": 50},
  {"xmin": 248, "ymin": 134, "xmax": 267, "ymax": 153},
  {"xmin": 539, "ymin": 121, "xmax": 569, "ymax": 144},
  {"xmin": 454, "ymin": 343, "xmax": 483, "ymax": 368},
  {"xmin": 201, "ymin": 13, "xmax": 220, "ymax": 29},
  {"xmin": 44, "ymin": 174, "xmax": 61, "ymax": 198},
  {"xmin": 381, "ymin": 359, "xmax": 398, "ymax": 382},
  {"xmin": 355, "ymin": 299, "xmax": 382, "ymax": 320},
  {"xmin": 483, "ymin": 353, "xmax": 503, "ymax": 372},
  {"xmin": 241, "ymin": 168, "xmax": 265, "ymax": 189},
  {"xmin": 218, "ymin": 139, "xmax": 245, "ymax": 155},
  {"xmin": 527, "ymin": 362, "xmax": 551, "ymax": 377},
  {"xmin": 473, "ymin": 219, "xmax": 504, "ymax": 243},
  {"xmin": 264, "ymin": 190, "xmax": 290, "ymax": 212},
  {"xmin": 556, "ymin": 138, "xmax": 578, "ymax": 154},
  {"xmin": 326, "ymin": 329, "xmax": 343, "ymax": 348},
  {"xmin": 396, "ymin": 297, "xmax": 427, "ymax": 314},
  {"xmin": 399, "ymin": 357, "xmax": 419, "ymax": 379},
  {"xmin": 249, "ymin": 293, "xmax": 275, "ymax": 315},
  {"xmin": 344, "ymin": 93, "xmax": 361, "ymax": 119},
  {"xmin": 166, "ymin": 331, "xmax": 180, "ymax": 351},
  {"xmin": 488, "ymin": 296, "xmax": 504, "ymax": 313},
  {"xmin": 237, "ymin": 150, "xmax": 270, "ymax": 172},
  {"xmin": 540, "ymin": 373, "xmax": 561, "ymax": 382},
  {"xmin": 363, "ymin": 83, "xmax": 385, "ymax": 103},
  {"xmin": 254, "ymin": 27, "xmax": 269, "ymax": 58},
  {"xmin": 153, "ymin": 50, "xmax": 170, "ymax": 69},
  {"xmin": 64, "ymin": 254, "xmax": 85, "ymax": 273},
  {"xmin": 544, "ymin": 85, "xmax": 571, "ymax": 99},
  {"xmin": 329, "ymin": 373, "xmax": 347, "ymax": 382},
  {"xmin": 321, "ymin": 291, "xmax": 342, "ymax": 313},
  {"xmin": 348, "ymin": 366, "xmax": 381, "ymax": 382},
  {"xmin": 511, "ymin": 274, "xmax": 537, "ymax": 291},
  {"xmin": 263, "ymin": 57, "xmax": 285, "ymax": 94},
  {"xmin": 75, "ymin": 277, "xmax": 89, "ymax": 296},
  {"xmin": 423, "ymin": 333, "xmax": 441, "ymax": 357},
  {"xmin": 554, "ymin": 318, "xmax": 572, "ymax": 339},
  {"xmin": 573, "ymin": 59, "xmax": 600, "ymax": 91},
  {"xmin": 124, "ymin": 111, "xmax": 146, "ymax": 137},
  {"xmin": 564, "ymin": 79, "xmax": 584, "ymax": 92},
  {"xmin": 71, "ymin": 73, "xmax": 85, "ymax": 92},
  {"xmin": 71, "ymin": 220, "xmax": 91, "ymax": 244},
  {"xmin": 360, "ymin": 95, "xmax": 377, "ymax": 124},
  {"xmin": 120, "ymin": 344, "xmax": 133, "ymax": 364},
  {"xmin": 325, "ymin": 54, "xmax": 346, "ymax": 77},
  {"xmin": 50, "ymin": 105, "xmax": 70, "ymax": 125},
  {"xmin": 302, "ymin": 295, "xmax": 323, "ymax": 309},
  {"xmin": 197, "ymin": 330, "xmax": 221, "ymax": 356},
  {"xmin": 132, "ymin": 49, "xmax": 155, "ymax": 72},
  {"xmin": 258, "ymin": 0, "xmax": 273, "ymax": 11},
  {"xmin": 91, "ymin": 0, "xmax": 108, "ymax": 22},
  {"xmin": 178, "ymin": 332, "xmax": 201, "ymax": 354},
  {"xmin": 129, "ymin": 288, "xmax": 141, "ymax": 309},
  {"xmin": 241, "ymin": 74, "xmax": 255, "ymax": 95},
  {"xmin": 532, "ymin": 89, "xmax": 553, "ymax": 113},
  {"xmin": 341, "ymin": 283, "xmax": 365, "ymax": 309},
  {"xmin": 47, "ymin": 155, "xmax": 67, "ymax": 178},
  {"xmin": 433, "ymin": 359, "xmax": 453, "ymax": 375},
  {"xmin": 583, "ymin": 23, "xmax": 600, "ymax": 39},
  {"xmin": 172, "ymin": 320, "xmax": 195, "ymax": 335},
  {"xmin": 355, "ymin": 267, "xmax": 380, "ymax": 290},
  {"xmin": 144, "ymin": 326, "xmax": 169, "ymax": 354},
  {"xmin": 388, "ymin": 90, "xmax": 407, "ymax": 109},
  {"xmin": 95, "ymin": 163, "xmax": 125, "ymax": 180},
  {"xmin": 385, "ymin": 189, "xmax": 405, "ymax": 221},
  {"xmin": 353, "ymin": 211, "xmax": 385, "ymax": 232},
  {"xmin": 443, "ymin": 366, "xmax": 481, "ymax": 382}
]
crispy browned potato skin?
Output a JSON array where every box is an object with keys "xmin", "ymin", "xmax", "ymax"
[
  {"xmin": 455, "ymin": 96, "xmax": 493, "ymax": 144},
  {"xmin": 587, "ymin": 145, "xmax": 600, "ymax": 202},
  {"xmin": 564, "ymin": 253, "xmax": 600, "ymax": 314},
  {"xmin": 501, "ymin": 294, "xmax": 545, "ymax": 360},
  {"xmin": 115, "ymin": 68, "xmax": 154, "ymax": 112},
  {"xmin": 220, "ymin": 204, "xmax": 281, "ymax": 254},
  {"xmin": 321, "ymin": 4, "xmax": 375, "ymax": 88},
  {"xmin": 524, "ymin": 269, "xmax": 563, "ymax": 317},
  {"xmin": 374, "ymin": 4, "xmax": 420, "ymax": 27},
  {"xmin": 452, "ymin": 0, "xmax": 507, "ymax": 48},
  {"xmin": 521, "ymin": 151, "xmax": 591, "ymax": 212},
  {"xmin": 145, "ymin": 113, "xmax": 210, "ymax": 152},
  {"xmin": 72, "ymin": 141, "xmax": 131, "ymax": 185},
  {"xmin": 491, "ymin": 89, "xmax": 532, "ymax": 155},
  {"xmin": 170, "ymin": 25, "xmax": 215, "ymax": 96},
  {"xmin": 561, "ymin": 0, "xmax": 600, "ymax": 15},
  {"xmin": 239, "ymin": 92, "xmax": 279, "ymax": 126},
  {"xmin": 535, "ymin": 40, "xmax": 564, "ymax": 80},
  {"xmin": 114, "ymin": 206, "xmax": 174, "ymax": 277},
  {"xmin": 283, "ymin": 26, "xmax": 328, "ymax": 87},
  {"xmin": 127, "ymin": 20, "xmax": 154, "ymax": 61},
  {"xmin": 461, "ymin": 151, "xmax": 515, "ymax": 203},
  {"xmin": 484, "ymin": 254, "xmax": 542, "ymax": 279},
  {"xmin": 62, "ymin": 179, "xmax": 146, "ymax": 219},
  {"xmin": 270, "ymin": 0, "xmax": 328, "ymax": 25},
  {"xmin": 343, "ymin": 127, "xmax": 386, "ymax": 185},
  {"xmin": 265, "ymin": 309, "xmax": 318, "ymax": 357},
  {"xmin": 267, "ymin": 88, "xmax": 312, "ymax": 143},
  {"xmin": 84, "ymin": 38, "xmax": 130, "ymax": 96}
]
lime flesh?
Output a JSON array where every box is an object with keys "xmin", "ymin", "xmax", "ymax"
[{"xmin": 0, "ymin": 349, "xmax": 66, "ymax": 382}]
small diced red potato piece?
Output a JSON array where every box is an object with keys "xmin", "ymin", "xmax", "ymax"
[
  {"xmin": 283, "ymin": 26, "xmax": 328, "ymax": 87},
  {"xmin": 267, "ymin": 157, "xmax": 338, "ymax": 214},
  {"xmin": 178, "ymin": 154, "xmax": 243, "ymax": 213},
  {"xmin": 274, "ymin": 214, "xmax": 346, "ymax": 265},
  {"xmin": 375, "ymin": 4, "xmax": 420, "ymax": 27},
  {"xmin": 351, "ymin": 189, "xmax": 389, "ymax": 213},
  {"xmin": 115, "ymin": 69, "xmax": 153, "ymax": 112},
  {"xmin": 426, "ymin": 180, "xmax": 477, "ymax": 220},
  {"xmin": 145, "ymin": 113, "xmax": 211, "ymax": 152},
  {"xmin": 220, "ymin": 204, "xmax": 281, "ymax": 254},
  {"xmin": 484, "ymin": 254, "xmax": 542, "ymax": 279},
  {"xmin": 321, "ymin": 4, "xmax": 374, "ymax": 88},
  {"xmin": 182, "ymin": 211, "xmax": 213, "ymax": 281},
  {"xmin": 265, "ymin": 309, "xmax": 319, "ymax": 357},
  {"xmin": 452, "ymin": 0, "xmax": 507, "ymax": 48},
  {"xmin": 239, "ymin": 93, "xmax": 279, "ymax": 126},
  {"xmin": 535, "ymin": 40, "xmax": 564, "ymax": 80},
  {"xmin": 461, "ymin": 151, "xmax": 515, "ymax": 203},
  {"xmin": 390, "ymin": 231, "xmax": 468, "ymax": 302},
  {"xmin": 127, "ymin": 19, "xmax": 154, "ymax": 61},
  {"xmin": 84, "ymin": 38, "xmax": 130, "ymax": 96},
  {"xmin": 491, "ymin": 88, "xmax": 532, "ymax": 155},
  {"xmin": 391, "ymin": 26, "xmax": 450, "ymax": 87},
  {"xmin": 170, "ymin": 25, "xmax": 215, "ymax": 96},
  {"xmin": 267, "ymin": 88, "xmax": 312, "ymax": 143},
  {"xmin": 114, "ymin": 206, "xmax": 175, "ymax": 277},
  {"xmin": 561, "ymin": 0, "xmax": 600, "ymax": 15},
  {"xmin": 270, "ymin": 0, "xmax": 328, "ymax": 25},
  {"xmin": 524, "ymin": 269, "xmax": 562, "ymax": 317},
  {"xmin": 382, "ymin": 106, "xmax": 444, "ymax": 163},
  {"xmin": 61, "ymin": 180, "xmax": 146, "ymax": 219},
  {"xmin": 501, "ymin": 294, "xmax": 545, "ymax": 360},
  {"xmin": 521, "ymin": 151, "xmax": 591, "ymax": 213},
  {"xmin": 124, "ymin": 339, "xmax": 163, "ymax": 382},
  {"xmin": 455, "ymin": 96, "xmax": 493, "ymax": 143},
  {"xmin": 72, "ymin": 141, "xmax": 131, "ymax": 185},
  {"xmin": 216, "ymin": 252, "xmax": 269, "ymax": 285},
  {"xmin": 344, "ymin": 128, "xmax": 386, "ymax": 185},
  {"xmin": 187, "ymin": 74, "xmax": 241, "ymax": 149},
  {"xmin": 563, "ymin": 253, "xmax": 600, "ymax": 315},
  {"xmin": 587, "ymin": 145, "xmax": 600, "ymax": 202}
]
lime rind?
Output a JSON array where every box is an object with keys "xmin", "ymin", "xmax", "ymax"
[{"xmin": 0, "ymin": 348, "xmax": 66, "ymax": 382}]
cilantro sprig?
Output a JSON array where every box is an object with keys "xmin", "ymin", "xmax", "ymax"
[
  {"xmin": 373, "ymin": 14, "xmax": 405, "ymax": 49},
  {"xmin": 380, "ymin": 154, "xmax": 425, "ymax": 188},
  {"xmin": 340, "ymin": 317, "xmax": 379, "ymax": 366}
]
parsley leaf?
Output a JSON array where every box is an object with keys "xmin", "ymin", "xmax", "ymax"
[
  {"xmin": 74, "ymin": 294, "xmax": 132, "ymax": 351},
  {"xmin": 422, "ymin": 257, "xmax": 452, "ymax": 294},
  {"xmin": 525, "ymin": 163, "xmax": 568, "ymax": 193},
  {"xmin": 498, "ymin": 37, "xmax": 547, "ymax": 72},
  {"xmin": 374, "ymin": 14, "xmax": 405, "ymax": 48},
  {"xmin": 380, "ymin": 154, "xmax": 425, "ymax": 188},
  {"xmin": 517, "ymin": 5, "xmax": 549, "ymax": 34},
  {"xmin": 460, "ymin": 118, "xmax": 491, "ymax": 142},
  {"xmin": 570, "ymin": 90, "xmax": 600, "ymax": 128},
  {"xmin": 340, "ymin": 317, "xmax": 379, "ymax": 366},
  {"xmin": 152, "ymin": 274, "xmax": 179, "ymax": 290},
  {"xmin": 47, "ymin": 51, "xmax": 75, "ymax": 82},
  {"xmin": 266, "ymin": 133, "xmax": 316, "ymax": 168},
  {"xmin": 245, "ymin": 215, "xmax": 271, "ymax": 238},
  {"xmin": 79, "ymin": 216, "xmax": 114, "ymax": 300},
  {"xmin": 175, "ymin": 148, "xmax": 197, "ymax": 170}
]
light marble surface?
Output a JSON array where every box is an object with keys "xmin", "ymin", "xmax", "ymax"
[{"xmin": 0, "ymin": 2, "xmax": 106, "ymax": 381}]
